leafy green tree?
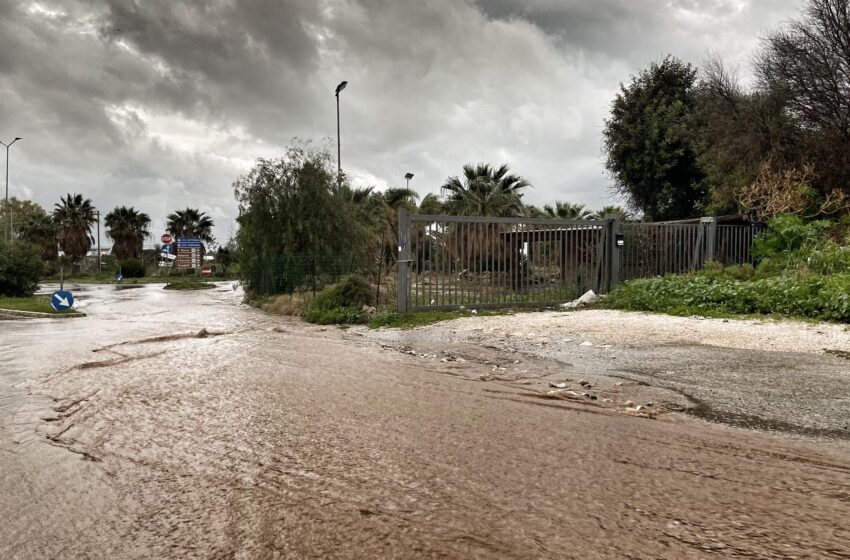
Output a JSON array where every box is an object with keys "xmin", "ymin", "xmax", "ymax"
[
  {"xmin": 53, "ymin": 193, "xmax": 96, "ymax": 268},
  {"xmin": 166, "ymin": 208, "xmax": 214, "ymax": 243},
  {"xmin": 105, "ymin": 206, "xmax": 151, "ymax": 260},
  {"xmin": 215, "ymin": 242, "xmax": 237, "ymax": 275},
  {"xmin": 1, "ymin": 198, "xmax": 49, "ymax": 240},
  {"xmin": 603, "ymin": 56, "xmax": 707, "ymax": 221},
  {"xmin": 17, "ymin": 207, "xmax": 57, "ymax": 261},
  {"xmin": 543, "ymin": 201, "xmax": 593, "ymax": 220},
  {"xmin": 441, "ymin": 163, "xmax": 530, "ymax": 217}
]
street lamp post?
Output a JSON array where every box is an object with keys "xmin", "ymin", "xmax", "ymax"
[
  {"xmin": 1, "ymin": 137, "xmax": 22, "ymax": 243},
  {"xmin": 335, "ymin": 80, "xmax": 348, "ymax": 185},
  {"xmin": 94, "ymin": 210, "xmax": 101, "ymax": 276},
  {"xmin": 405, "ymin": 172, "xmax": 414, "ymax": 189}
]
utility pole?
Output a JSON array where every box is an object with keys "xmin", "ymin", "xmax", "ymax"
[
  {"xmin": 1, "ymin": 137, "xmax": 22, "ymax": 243},
  {"xmin": 95, "ymin": 210, "xmax": 101, "ymax": 276}
]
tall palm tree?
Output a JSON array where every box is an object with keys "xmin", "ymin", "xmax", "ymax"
[
  {"xmin": 18, "ymin": 211, "xmax": 58, "ymax": 261},
  {"xmin": 105, "ymin": 206, "xmax": 151, "ymax": 260},
  {"xmin": 441, "ymin": 163, "xmax": 530, "ymax": 217},
  {"xmin": 543, "ymin": 201, "xmax": 594, "ymax": 220},
  {"xmin": 166, "ymin": 208, "xmax": 214, "ymax": 243},
  {"xmin": 53, "ymin": 193, "xmax": 97, "ymax": 267}
]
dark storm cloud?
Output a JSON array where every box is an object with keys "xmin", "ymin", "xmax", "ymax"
[{"xmin": 0, "ymin": 0, "xmax": 801, "ymax": 243}]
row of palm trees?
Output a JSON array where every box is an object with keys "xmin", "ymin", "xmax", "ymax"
[
  {"xmin": 360, "ymin": 163, "xmax": 631, "ymax": 221},
  {"xmin": 16, "ymin": 193, "xmax": 215, "ymax": 266}
]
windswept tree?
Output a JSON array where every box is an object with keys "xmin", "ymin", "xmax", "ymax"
[
  {"xmin": 543, "ymin": 201, "xmax": 593, "ymax": 220},
  {"xmin": 592, "ymin": 205, "xmax": 633, "ymax": 221},
  {"xmin": 166, "ymin": 208, "xmax": 214, "ymax": 243},
  {"xmin": 441, "ymin": 163, "xmax": 530, "ymax": 217},
  {"xmin": 105, "ymin": 206, "xmax": 151, "ymax": 260},
  {"xmin": 53, "ymin": 193, "xmax": 96, "ymax": 268},
  {"xmin": 604, "ymin": 56, "xmax": 707, "ymax": 221}
]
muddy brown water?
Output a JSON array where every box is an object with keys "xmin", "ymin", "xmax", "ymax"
[{"xmin": 2, "ymin": 284, "xmax": 850, "ymax": 558}]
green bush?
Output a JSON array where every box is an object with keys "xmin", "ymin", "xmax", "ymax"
[
  {"xmin": 0, "ymin": 241, "xmax": 43, "ymax": 296},
  {"xmin": 119, "ymin": 259, "xmax": 146, "ymax": 278},
  {"xmin": 605, "ymin": 272, "xmax": 850, "ymax": 322},
  {"xmin": 752, "ymin": 214, "xmax": 850, "ymax": 276},
  {"xmin": 302, "ymin": 275, "xmax": 372, "ymax": 325}
]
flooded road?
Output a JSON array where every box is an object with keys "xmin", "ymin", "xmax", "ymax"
[{"xmin": 2, "ymin": 284, "xmax": 850, "ymax": 558}]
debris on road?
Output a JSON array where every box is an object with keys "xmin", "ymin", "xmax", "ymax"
[{"xmin": 560, "ymin": 290, "xmax": 600, "ymax": 309}]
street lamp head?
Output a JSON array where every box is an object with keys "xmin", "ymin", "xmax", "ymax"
[
  {"xmin": 14, "ymin": 137, "xmax": 21, "ymax": 141},
  {"xmin": 335, "ymin": 81, "xmax": 348, "ymax": 95},
  {"xmin": 404, "ymin": 173, "xmax": 414, "ymax": 180}
]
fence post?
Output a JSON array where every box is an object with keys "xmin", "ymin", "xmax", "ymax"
[
  {"xmin": 701, "ymin": 217, "xmax": 717, "ymax": 263},
  {"xmin": 605, "ymin": 215, "xmax": 620, "ymax": 292},
  {"xmin": 397, "ymin": 207, "xmax": 411, "ymax": 313}
]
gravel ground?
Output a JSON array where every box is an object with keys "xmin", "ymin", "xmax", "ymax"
[{"xmin": 363, "ymin": 309, "xmax": 850, "ymax": 440}]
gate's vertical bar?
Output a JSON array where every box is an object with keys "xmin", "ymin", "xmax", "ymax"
[
  {"xmin": 702, "ymin": 217, "xmax": 717, "ymax": 264},
  {"xmin": 397, "ymin": 207, "xmax": 411, "ymax": 312},
  {"xmin": 606, "ymin": 215, "xmax": 620, "ymax": 293}
]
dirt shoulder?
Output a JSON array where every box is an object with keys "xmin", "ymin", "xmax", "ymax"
[{"xmin": 361, "ymin": 309, "xmax": 850, "ymax": 440}]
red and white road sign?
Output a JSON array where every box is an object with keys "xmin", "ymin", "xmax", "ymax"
[
  {"xmin": 160, "ymin": 233, "xmax": 173, "ymax": 244},
  {"xmin": 201, "ymin": 267, "xmax": 212, "ymax": 277}
]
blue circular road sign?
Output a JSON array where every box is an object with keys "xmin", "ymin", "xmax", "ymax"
[{"xmin": 50, "ymin": 290, "xmax": 74, "ymax": 311}]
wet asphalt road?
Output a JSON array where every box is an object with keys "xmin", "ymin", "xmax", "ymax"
[{"xmin": 2, "ymin": 284, "xmax": 850, "ymax": 559}]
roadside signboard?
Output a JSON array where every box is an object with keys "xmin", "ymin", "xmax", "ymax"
[
  {"xmin": 50, "ymin": 290, "xmax": 74, "ymax": 311},
  {"xmin": 161, "ymin": 244, "xmax": 173, "ymax": 255},
  {"xmin": 161, "ymin": 233, "xmax": 173, "ymax": 244},
  {"xmin": 201, "ymin": 266, "xmax": 212, "ymax": 277},
  {"xmin": 176, "ymin": 237, "xmax": 204, "ymax": 268}
]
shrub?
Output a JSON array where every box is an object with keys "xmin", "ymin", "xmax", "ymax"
[
  {"xmin": 0, "ymin": 241, "xmax": 43, "ymax": 296},
  {"xmin": 302, "ymin": 275, "xmax": 372, "ymax": 325},
  {"xmin": 605, "ymin": 272, "xmax": 850, "ymax": 322},
  {"xmin": 119, "ymin": 259, "xmax": 146, "ymax": 278}
]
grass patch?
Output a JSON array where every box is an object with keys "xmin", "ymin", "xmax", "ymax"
[
  {"xmin": 604, "ymin": 272, "xmax": 850, "ymax": 323},
  {"xmin": 164, "ymin": 279, "xmax": 216, "ymax": 290},
  {"xmin": 0, "ymin": 295, "xmax": 73, "ymax": 314},
  {"xmin": 369, "ymin": 309, "xmax": 511, "ymax": 329}
]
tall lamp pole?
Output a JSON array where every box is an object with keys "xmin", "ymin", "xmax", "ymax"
[
  {"xmin": 94, "ymin": 210, "xmax": 101, "ymax": 276},
  {"xmin": 335, "ymin": 80, "xmax": 348, "ymax": 186},
  {"xmin": 1, "ymin": 137, "xmax": 22, "ymax": 243},
  {"xmin": 405, "ymin": 172, "xmax": 414, "ymax": 189}
]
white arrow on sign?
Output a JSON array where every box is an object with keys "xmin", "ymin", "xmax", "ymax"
[{"xmin": 55, "ymin": 295, "xmax": 70, "ymax": 307}]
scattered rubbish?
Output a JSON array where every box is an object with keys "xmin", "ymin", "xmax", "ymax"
[
  {"xmin": 614, "ymin": 381, "xmax": 625, "ymax": 386},
  {"xmin": 560, "ymin": 290, "xmax": 599, "ymax": 309},
  {"xmin": 361, "ymin": 305, "xmax": 377, "ymax": 315},
  {"xmin": 578, "ymin": 379, "xmax": 591, "ymax": 388},
  {"xmin": 579, "ymin": 341, "xmax": 594, "ymax": 347},
  {"xmin": 549, "ymin": 382, "xmax": 567, "ymax": 388},
  {"xmin": 635, "ymin": 405, "xmax": 644, "ymax": 411},
  {"xmin": 582, "ymin": 393, "xmax": 598, "ymax": 400},
  {"xmin": 470, "ymin": 309, "xmax": 478, "ymax": 314}
]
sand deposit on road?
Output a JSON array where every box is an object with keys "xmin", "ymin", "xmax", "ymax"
[{"xmin": 442, "ymin": 309, "xmax": 850, "ymax": 354}]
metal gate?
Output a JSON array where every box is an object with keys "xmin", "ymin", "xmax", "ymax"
[{"xmin": 396, "ymin": 208, "xmax": 620, "ymax": 312}]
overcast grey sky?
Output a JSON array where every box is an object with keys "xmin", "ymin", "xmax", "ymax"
[{"xmin": 0, "ymin": 0, "xmax": 801, "ymax": 244}]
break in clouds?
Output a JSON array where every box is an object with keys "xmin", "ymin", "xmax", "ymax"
[{"xmin": 0, "ymin": 0, "xmax": 800, "ymax": 243}]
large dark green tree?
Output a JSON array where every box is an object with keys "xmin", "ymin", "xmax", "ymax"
[
  {"xmin": 105, "ymin": 206, "xmax": 151, "ymax": 260},
  {"xmin": 441, "ymin": 163, "xmax": 530, "ymax": 217},
  {"xmin": 234, "ymin": 146, "xmax": 374, "ymax": 293},
  {"xmin": 53, "ymin": 193, "xmax": 96, "ymax": 267},
  {"xmin": 166, "ymin": 208, "xmax": 214, "ymax": 243},
  {"xmin": 17, "ymin": 206, "xmax": 57, "ymax": 261},
  {"xmin": 603, "ymin": 56, "xmax": 707, "ymax": 221}
]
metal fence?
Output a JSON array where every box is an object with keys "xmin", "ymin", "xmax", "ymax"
[
  {"xmin": 245, "ymin": 253, "xmax": 357, "ymax": 296},
  {"xmin": 397, "ymin": 210, "xmax": 618, "ymax": 311},
  {"xmin": 398, "ymin": 211, "xmax": 765, "ymax": 312}
]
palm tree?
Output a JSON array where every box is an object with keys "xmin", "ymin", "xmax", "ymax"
[
  {"xmin": 417, "ymin": 193, "xmax": 445, "ymax": 215},
  {"xmin": 166, "ymin": 208, "xmax": 214, "ymax": 243},
  {"xmin": 543, "ymin": 201, "xmax": 594, "ymax": 220},
  {"xmin": 592, "ymin": 205, "xmax": 633, "ymax": 221},
  {"xmin": 441, "ymin": 163, "xmax": 530, "ymax": 217},
  {"xmin": 105, "ymin": 206, "xmax": 151, "ymax": 260},
  {"xmin": 18, "ymin": 211, "xmax": 58, "ymax": 261},
  {"xmin": 53, "ymin": 193, "xmax": 97, "ymax": 268}
]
